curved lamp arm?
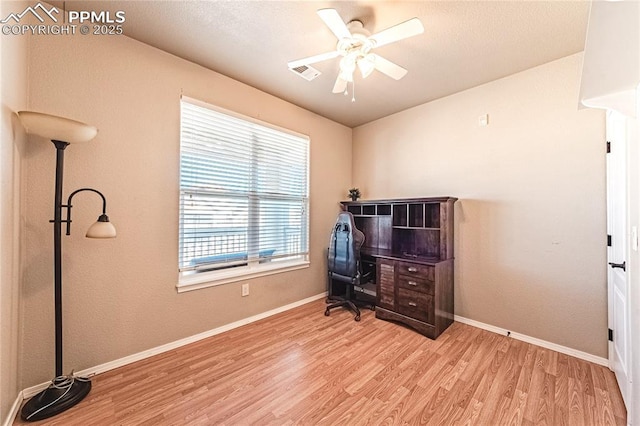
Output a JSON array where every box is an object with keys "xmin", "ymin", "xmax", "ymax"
[
  {"xmin": 66, "ymin": 188, "xmax": 107, "ymax": 213},
  {"xmin": 62, "ymin": 188, "xmax": 115, "ymax": 237}
]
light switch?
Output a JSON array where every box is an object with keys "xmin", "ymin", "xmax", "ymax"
[{"xmin": 479, "ymin": 114, "xmax": 489, "ymax": 126}]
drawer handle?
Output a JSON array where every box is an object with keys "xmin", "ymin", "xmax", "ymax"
[
  {"xmin": 407, "ymin": 267, "xmax": 418, "ymax": 273},
  {"xmin": 408, "ymin": 281, "xmax": 418, "ymax": 286},
  {"xmin": 408, "ymin": 302, "xmax": 417, "ymax": 307}
]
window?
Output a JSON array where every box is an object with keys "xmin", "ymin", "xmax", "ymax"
[{"xmin": 178, "ymin": 97, "xmax": 309, "ymax": 290}]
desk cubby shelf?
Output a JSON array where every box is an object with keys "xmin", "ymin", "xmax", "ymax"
[
  {"xmin": 346, "ymin": 204, "xmax": 392, "ymax": 216},
  {"xmin": 344, "ymin": 197, "xmax": 455, "ymax": 261},
  {"xmin": 341, "ymin": 196, "xmax": 457, "ymax": 339}
]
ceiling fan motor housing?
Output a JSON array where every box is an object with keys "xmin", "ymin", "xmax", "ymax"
[{"xmin": 337, "ymin": 20, "xmax": 374, "ymax": 56}]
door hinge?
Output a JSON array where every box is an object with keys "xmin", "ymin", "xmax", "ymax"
[
  {"xmin": 607, "ymin": 141, "xmax": 611, "ymax": 153},
  {"xmin": 608, "ymin": 328, "xmax": 613, "ymax": 342},
  {"xmin": 607, "ymin": 235, "xmax": 612, "ymax": 247}
]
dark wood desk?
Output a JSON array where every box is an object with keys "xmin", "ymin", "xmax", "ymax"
[{"xmin": 342, "ymin": 197, "xmax": 457, "ymax": 339}]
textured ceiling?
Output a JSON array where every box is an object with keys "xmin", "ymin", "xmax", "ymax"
[{"xmin": 55, "ymin": 1, "xmax": 590, "ymax": 127}]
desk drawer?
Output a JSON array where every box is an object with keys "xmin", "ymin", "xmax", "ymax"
[
  {"xmin": 397, "ymin": 288, "xmax": 434, "ymax": 324},
  {"xmin": 397, "ymin": 275, "xmax": 434, "ymax": 295},
  {"xmin": 397, "ymin": 262, "xmax": 435, "ymax": 281}
]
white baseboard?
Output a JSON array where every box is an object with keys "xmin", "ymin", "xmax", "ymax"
[
  {"xmin": 454, "ymin": 315, "xmax": 609, "ymax": 367},
  {"xmin": 2, "ymin": 390, "xmax": 24, "ymax": 426},
  {"xmin": 21, "ymin": 292, "xmax": 327, "ymax": 400}
]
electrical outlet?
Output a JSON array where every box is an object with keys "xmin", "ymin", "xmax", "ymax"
[{"xmin": 241, "ymin": 283, "xmax": 249, "ymax": 297}]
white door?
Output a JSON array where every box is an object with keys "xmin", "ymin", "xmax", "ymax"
[{"xmin": 606, "ymin": 110, "xmax": 632, "ymax": 409}]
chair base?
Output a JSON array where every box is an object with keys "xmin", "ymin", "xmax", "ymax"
[{"xmin": 324, "ymin": 296, "xmax": 375, "ymax": 322}]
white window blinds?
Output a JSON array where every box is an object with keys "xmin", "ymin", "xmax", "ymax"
[{"xmin": 179, "ymin": 97, "xmax": 309, "ymax": 273}]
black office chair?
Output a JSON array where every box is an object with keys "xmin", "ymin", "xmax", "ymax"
[{"xmin": 324, "ymin": 211, "xmax": 374, "ymax": 321}]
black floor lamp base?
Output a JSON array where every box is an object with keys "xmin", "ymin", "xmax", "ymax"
[{"xmin": 20, "ymin": 376, "xmax": 91, "ymax": 422}]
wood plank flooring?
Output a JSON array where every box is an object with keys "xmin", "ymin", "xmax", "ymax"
[{"xmin": 15, "ymin": 299, "xmax": 626, "ymax": 425}]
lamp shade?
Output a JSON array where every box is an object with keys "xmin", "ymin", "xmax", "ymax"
[
  {"xmin": 17, "ymin": 111, "xmax": 98, "ymax": 144},
  {"xmin": 86, "ymin": 214, "xmax": 116, "ymax": 239}
]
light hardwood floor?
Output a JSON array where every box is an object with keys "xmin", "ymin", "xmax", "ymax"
[{"xmin": 15, "ymin": 299, "xmax": 626, "ymax": 425}]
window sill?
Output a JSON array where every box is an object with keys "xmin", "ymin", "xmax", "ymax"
[{"xmin": 177, "ymin": 259, "xmax": 310, "ymax": 293}]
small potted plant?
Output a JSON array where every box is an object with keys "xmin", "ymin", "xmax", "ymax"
[{"xmin": 348, "ymin": 188, "xmax": 361, "ymax": 201}]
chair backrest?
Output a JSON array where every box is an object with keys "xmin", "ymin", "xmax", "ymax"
[{"xmin": 328, "ymin": 212, "xmax": 365, "ymax": 281}]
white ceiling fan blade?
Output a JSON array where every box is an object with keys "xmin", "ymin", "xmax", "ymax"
[
  {"xmin": 373, "ymin": 55, "xmax": 408, "ymax": 80},
  {"xmin": 369, "ymin": 18, "xmax": 424, "ymax": 48},
  {"xmin": 332, "ymin": 76, "xmax": 348, "ymax": 93},
  {"xmin": 317, "ymin": 8, "xmax": 351, "ymax": 40},
  {"xmin": 287, "ymin": 51, "xmax": 340, "ymax": 69}
]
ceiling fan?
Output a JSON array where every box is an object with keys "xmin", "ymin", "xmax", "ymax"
[{"xmin": 288, "ymin": 9, "xmax": 424, "ymax": 95}]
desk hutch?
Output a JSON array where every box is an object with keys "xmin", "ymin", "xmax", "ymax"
[{"xmin": 341, "ymin": 197, "xmax": 457, "ymax": 339}]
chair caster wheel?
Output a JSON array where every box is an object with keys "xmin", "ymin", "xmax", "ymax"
[
  {"xmin": 355, "ymin": 315, "xmax": 361, "ymax": 322},
  {"xmin": 324, "ymin": 309, "xmax": 330, "ymax": 316}
]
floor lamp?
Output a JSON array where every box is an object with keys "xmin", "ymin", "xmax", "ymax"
[{"xmin": 17, "ymin": 111, "xmax": 116, "ymax": 421}]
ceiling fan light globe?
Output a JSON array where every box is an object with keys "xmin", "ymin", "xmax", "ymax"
[
  {"xmin": 358, "ymin": 55, "xmax": 376, "ymax": 78},
  {"xmin": 339, "ymin": 55, "xmax": 356, "ymax": 72},
  {"xmin": 338, "ymin": 69, "xmax": 354, "ymax": 83},
  {"xmin": 359, "ymin": 67, "xmax": 374, "ymax": 79}
]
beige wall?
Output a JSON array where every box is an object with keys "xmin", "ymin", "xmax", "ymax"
[
  {"xmin": 353, "ymin": 53, "xmax": 608, "ymax": 357},
  {"xmin": 22, "ymin": 32, "xmax": 351, "ymax": 387},
  {"xmin": 0, "ymin": 0, "xmax": 28, "ymax": 419}
]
